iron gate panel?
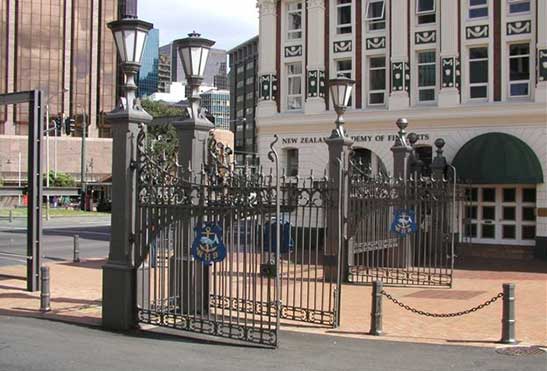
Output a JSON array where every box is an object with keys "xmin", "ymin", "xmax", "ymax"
[
  {"xmin": 134, "ymin": 127, "xmax": 281, "ymax": 346},
  {"xmin": 347, "ymin": 170, "xmax": 456, "ymax": 287}
]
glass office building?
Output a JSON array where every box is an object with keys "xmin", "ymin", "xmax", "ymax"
[{"xmin": 138, "ymin": 28, "xmax": 159, "ymax": 98}]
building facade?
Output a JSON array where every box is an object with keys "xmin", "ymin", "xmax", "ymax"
[
  {"xmin": 137, "ymin": 28, "xmax": 159, "ymax": 98},
  {"xmin": 158, "ymin": 54, "xmax": 172, "ymax": 93},
  {"xmin": 229, "ymin": 36, "xmax": 259, "ymax": 166},
  {"xmin": 201, "ymin": 89, "xmax": 231, "ymax": 130},
  {"xmin": 256, "ymin": 0, "xmax": 547, "ymax": 258},
  {"xmin": 0, "ymin": 0, "xmax": 119, "ymax": 139}
]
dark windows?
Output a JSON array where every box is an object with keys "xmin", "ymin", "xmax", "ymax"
[
  {"xmin": 337, "ymin": 0, "xmax": 352, "ymax": 34},
  {"xmin": 286, "ymin": 149, "xmax": 299, "ymax": 176},
  {"xmin": 365, "ymin": 0, "xmax": 386, "ymax": 31},
  {"xmin": 469, "ymin": 0, "xmax": 488, "ymax": 18},
  {"xmin": 417, "ymin": 51, "xmax": 436, "ymax": 102},
  {"xmin": 368, "ymin": 56, "xmax": 386, "ymax": 105},
  {"xmin": 287, "ymin": 62, "xmax": 303, "ymax": 110},
  {"xmin": 469, "ymin": 47, "xmax": 489, "ymax": 99},
  {"xmin": 416, "ymin": 0, "xmax": 436, "ymax": 24},
  {"xmin": 509, "ymin": 43, "xmax": 530, "ymax": 97},
  {"xmin": 508, "ymin": 0, "xmax": 530, "ymax": 14}
]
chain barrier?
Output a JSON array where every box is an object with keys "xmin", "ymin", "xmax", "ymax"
[{"xmin": 380, "ymin": 290, "xmax": 504, "ymax": 318}]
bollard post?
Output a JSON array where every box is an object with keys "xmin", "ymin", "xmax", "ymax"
[
  {"xmin": 9, "ymin": 210, "xmax": 13, "ymax": 223},
  {"xmin": 501, "ymin": 283, "xmax": 517, "ymax": 344},
  {"xmin": 73, "ymin": 235, "xmax": 80, "ymax": 263},
  {"xmin": 370, "ymin": 280, "xmax": 383, "ymax": 336},
  {"xmin": 40, "ymin": 266, "xmax": 51, "ymax": 312}
]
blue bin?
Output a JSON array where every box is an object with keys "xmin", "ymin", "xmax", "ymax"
[{"xmin": 263, "ymin": 218, "xmax": 294, "ymax": 254}]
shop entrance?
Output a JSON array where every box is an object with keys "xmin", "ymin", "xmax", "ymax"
[{"xmin": 464, "ymin": 185, "xmax": 537, "ymax": 246}]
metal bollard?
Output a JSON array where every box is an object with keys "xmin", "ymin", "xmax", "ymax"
[
  {"xmin": 73, "ymin": 235, "xmax": 80, "ymax": 263},
  {"xmin": 9, "ymin": 210, "xmax": 13, "ymax": 223},
  {"xmin": 40, "ymin": 266, "xmax": 51, "ymax": 312},
  {"xmin": 501, "ymin": 283, "xmax": 517, "ymax": 344},
  {"xmin": 370, "ymin": 280, "xmax": 383, "ymax": 336}
]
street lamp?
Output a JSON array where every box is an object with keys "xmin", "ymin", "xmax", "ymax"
[
  {"xmin": 328, "ymin": 77, "xmax": 355, "ymax": 138},
  {"xmin": 173, "ymin": 32, "xmax": 215, "ymax": 119},
  {"xmin": 108, "ymin": 17, "xmax": 153, "ymax": 113}
]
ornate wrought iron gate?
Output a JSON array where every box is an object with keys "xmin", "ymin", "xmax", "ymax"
[
  {"xmin": 134, "ymin": 129, "xmax": 341, "ymax": 347},
  {"xmin": 347, "ymin": 167, "xmax": 456, "ymax": 287}
]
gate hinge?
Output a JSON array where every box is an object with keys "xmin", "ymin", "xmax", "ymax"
[
  {"xmin": 129, "ymin": 233, "xmax": 136, "ymax": 244},
  {"xmin": 129, "ymin": 160, "xmax": 138, "ymax": 171}
]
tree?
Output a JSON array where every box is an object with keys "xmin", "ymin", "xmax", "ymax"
[
  {"xmin": 46, "ymin": 171, "xmax": 76, "ymax": 187},
  {"xmin": 140, "ymin": 99, "xmax": 184, "ymax": 118}
]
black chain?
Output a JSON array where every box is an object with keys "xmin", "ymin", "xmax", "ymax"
[{"xmin": 380, "ymin": 291, "xmax": 504, "ymax": 318}]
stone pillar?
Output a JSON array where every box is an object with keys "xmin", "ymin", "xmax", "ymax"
[
  {"xmin": 305, "ymin": 0, "xmax": 326, "ymax": 114},
  {"xmin": 102, "ymin": 101, "xmax": 152, "ymax": 331},
  {"xmin": 257, "ymin": 0, "xmax": 278, "ymax": 118},
  {"xmin": 438, "ymin": 0, "xmax": 460, "ymax": 107},
  {"xmin": 390, "ymin": 118, "xmax": 413, "ymax": 267},
  {"xmin": 325, "ymin": 130, "xmax": 353, "ymax": 282},
  {"xmin": 536, "ymin": 0, "xmax": 547, "ymax": 103},
  {"xmin": 389, "ymin": 0, "xmax": 410, "ymax": 110}
]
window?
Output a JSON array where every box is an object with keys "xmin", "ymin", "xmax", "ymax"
[
  {"xmin": 469, "ymin": 47, "xmax": 489, "ymax": 99},
  {"xmin": 337, "ymin": 59, "xmax": 353, "ymax": 105},
  {"xmin": 286, "ymin": 149, "xmax": 299, "ymax": 176},
  {"xmin": 417, "ymin": 51, "xmax": 436, "ymax": 102},
  {"xmin": 368, "ymin": 56, "xmax": 386, "ymax": 105},
  {"xmin": 508, "ymin": 0, "xmax": 530, "ymax": 14},
  {"xmin": 469, "ymin": 0, "xmax": 488, "ymax": 18},
  {"xmin": 416, "ymin": 0, "xmax": 436, "ymax": 24},
  {"xmin": 509, "ymin": 43, "xmax": 530, "ymax": 97},
  {"xmin": 287, "ymin": 62, "xmax": 303, "ymax": 110},
  {"xmin": 287, "ymin": 2, "xmax": 303, "ymax": 40},
  {"xmin": 336, "ymin": 0, "xmax": 352, "ymax": 34},
  {"xmin": 365, "ymin": 0, "xmax": 385, "ymax": 31}
]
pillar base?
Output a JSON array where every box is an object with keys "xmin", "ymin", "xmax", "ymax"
[
  {"xmin": 257, "ymin": 101, "xmax": 278, "ymax": 118},
  {"xmin": 102, "ymin": 262, "xmax": 137, "ymax": 331},
  {"xmin": 388, "ymin": 92, "xmax": 410, "ymax": 111},
  {"xmin": 438, "ymin": 88, "xmax": 460, "ymax": 107},
  {"xmin": 535, "ymin": 236, "xmax": 547, "ymax": 260},
  {"xmin": 535, "ymin": 83, "xmax": 547, "ymax": 104},
  {"xmin": 305, "ymin": 98, "xmax": 326, "ymax": 115}
]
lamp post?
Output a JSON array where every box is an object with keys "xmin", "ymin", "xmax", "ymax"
[
  {"xmin": 324, "ymin": 77, "xmax": 355, "ymax": 287},
  {"xmin": 172, "ymin": 32, "xmax": 216, "ymax": 172},
  {"xmin": 102, "ymin": 15, "xmax": 153, "ymax": 331}
]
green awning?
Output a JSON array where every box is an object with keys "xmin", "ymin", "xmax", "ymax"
[{"xmin": 452, "ymin": 133, "xmax": 544, "ymax": 184}]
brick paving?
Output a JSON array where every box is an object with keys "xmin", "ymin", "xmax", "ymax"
[{"xmin": 0, "ymin": 258, "xmax": 545, "ymax": 348}]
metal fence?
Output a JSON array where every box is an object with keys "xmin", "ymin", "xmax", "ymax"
[{"xmin": 346, "ymin": 168, "xmax": 457, "ymax": 287}]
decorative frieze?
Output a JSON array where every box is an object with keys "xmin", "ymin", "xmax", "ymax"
[
  {"xmin": 307, "ymin": 69, "xmax": 326, "ymax": 98},
  {"xmin": 260, "ymin": 74, "xmax": 278, "ymax": 101},
  {"xmin": 506, "ymin": 20, "xmax": 531, "ymax": 35},
  {"xmin": 285, "ymin": 45, "xmax": 303, "ymax": 58},
  {"xmin": 466, "ymin": 25, "xmax": 489, "ymax": 39},
  {"xmin": 366, "ymin": 37, "xmax": 386, "ymax": 50},
  {"xmin": 415, "ymin": 31, "xmax": 436, "ymax": 45},
  {"xmin": 392, "ymin": 62, "xmax": 410, "ymax": 93},
  {"xmin": 442, "ymin": 57, "xmax": 461, "ymax": 90},
  {"xmin": 333, "ymin": 40, "xmax": 352, "ymax": 53},
  {"xmin": 539, "ymin": 50, "xmax": 547, "ymax": 82}
]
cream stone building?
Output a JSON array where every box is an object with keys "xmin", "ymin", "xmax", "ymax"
[{"xmin": 255, "ymin": 0, "xmax": 547, "ymax": 258}]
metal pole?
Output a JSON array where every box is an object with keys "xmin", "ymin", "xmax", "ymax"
[
  {"xmin": 9, "ymin": 210, "xmax": 13, "ymax": 223},
  {"xmin": 80, "ymin": 109, "xmax": 87, "ymax": 211},
  {"xmin": 40, "ymin": 266, "xmax": 51, "ymax": 312},
  {"xmin": 45, "ymin": 106, "xmax": 50, "ymax": 221},
  {"xmin": 370, "ymin": 280, "xmax": 383, "ymax": 336},
  {"xmin": 17, "ymin": 152, "xmax": 21, "ymax": 206},
  {"xmin": 73, "ymin": 235, "xmax": 80, "ymax": 263},
  {"xmin": 501, "ymin": 283, "xmax": 517, "ymax": 344}
]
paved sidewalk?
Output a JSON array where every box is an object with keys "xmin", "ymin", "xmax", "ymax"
[{"xmin": 0, "ymin": 258, "xmax": 545, "ymax": 348}]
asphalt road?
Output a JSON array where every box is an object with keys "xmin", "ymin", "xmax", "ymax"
[
  {"xmin": 0, "ymin": 216, "xmax": 111, "ymax": 267},
  {"xmin": 0, "ymin": 316, "xmax": 545, "ymax": 371}
]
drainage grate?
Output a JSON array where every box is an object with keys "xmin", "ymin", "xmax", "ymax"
[{"xmin": 496, "ymin": 346, "xmax": 546, "ymax": 357}]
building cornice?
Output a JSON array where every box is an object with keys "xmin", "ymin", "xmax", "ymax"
[
  {"xmin": 256, "ymin": 102, "xmax": 547, "ymax": 133},
  {"xmin": 257, "ymin": 0, "xmax": 278, "ymax": 17}
]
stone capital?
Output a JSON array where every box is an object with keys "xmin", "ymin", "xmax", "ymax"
[
  {"xmin": 307, "ymin": 0, "xmax": 325, "ymax": 10},
  {"xmin": 257, "ymin": 0, "xmax": 278, "ymax": 17}
]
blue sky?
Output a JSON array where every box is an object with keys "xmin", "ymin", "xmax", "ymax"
[{"xmin": 138, "ymin": 0, "xmax": 259, "ymax": 50}]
